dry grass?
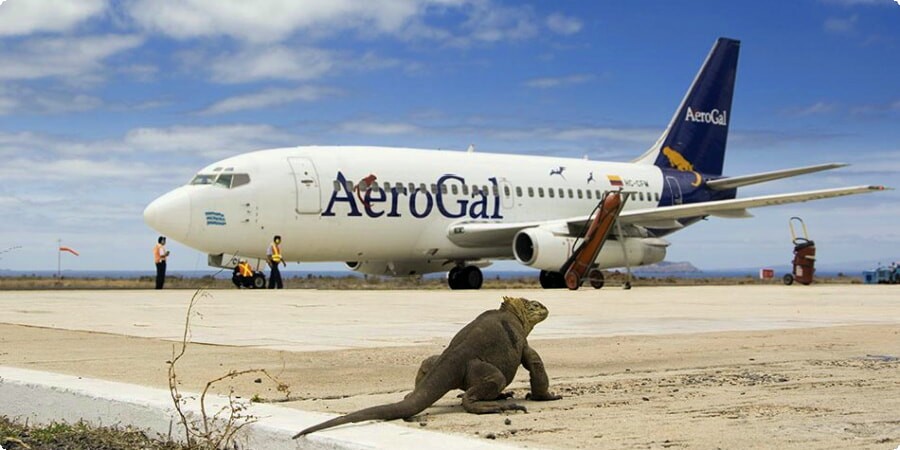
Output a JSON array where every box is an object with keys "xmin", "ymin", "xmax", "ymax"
[
  {"xmin": 0, "ymin": 272, "xmax": 860, "ymax": 291},
  {"xmin": 0, "ymin": 416, "xmax": 186, "ymax": 450}
]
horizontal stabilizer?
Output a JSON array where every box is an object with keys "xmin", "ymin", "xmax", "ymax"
[
  {"xmin": 706, "ymin": 163, "xmax": 848, "ymax": 191},
  {"xmin": 622, "ymin": 185, "xmax": 890, "ymax": 226}
]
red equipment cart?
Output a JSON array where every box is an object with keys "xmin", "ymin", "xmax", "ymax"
[{"xmin": 783, "ymin": 217, "xmax": 816, "ymax": 285}]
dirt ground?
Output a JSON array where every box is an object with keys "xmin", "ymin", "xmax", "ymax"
[{"xmin": 1, "ymin": 322, "xmax": 898, "ymax": 449}]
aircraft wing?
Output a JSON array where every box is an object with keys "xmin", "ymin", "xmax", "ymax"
[{"xmin": 447, "ymin": 185, "xmax": 889, "ymax": 247}]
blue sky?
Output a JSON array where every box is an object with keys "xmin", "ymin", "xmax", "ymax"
[{"xmin": 0, "ymin": 0, "xmax": 897, "ymax": 273}]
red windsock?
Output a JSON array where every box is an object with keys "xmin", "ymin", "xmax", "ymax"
[{"xmin": 59, "ymin": 246, "xmax": 80, "ymax": 256}]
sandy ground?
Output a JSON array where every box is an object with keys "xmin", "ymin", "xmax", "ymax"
[{"xmin": 1, "ymin": 287, "xmax": 899, "ymax": 449}]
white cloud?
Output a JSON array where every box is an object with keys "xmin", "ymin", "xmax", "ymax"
[
  {"xmin": 546, "ymin": 13, "xmax": 582, "ymax": 35},
  {"xmin": 0, "ymin": 35, "xmax": 143, "ymax": 82},
  {"xmin": 208, "ymin": 46, "xmax": 334, "ymax": 83},
  {"xmin": 785, "ymin": 101, "xmax": 836, "ymax": 116},
  {"xmin": 200, "ymin": 86, "xmax": 340, "ymax": 115},
  {"xmin": 0, "ymin": 157, "xmax": 156, "ymax": 182},
  {"xmin": 0, "ymin": 0, "xmax": 107, "ymax": 36},
  {"xmin": 339, "ymin": 121, "xmax": 421, "ymax": 135},
  {"xmin": 123, "ymin": 124, "xmax": 298, "ymax": 157},
  {"xmin": 126, "ymin": 0, "xmax": 444, "ymax": 43},
  {"xmin": 523, "ymin": 74, "xmax": 593, "ymax": 89},
  {"xmin": 456, "ymin": 2, "xmax": 538, "ymax": 45},
  {"xmin": 0, "ymin": 86, "xmax": 103, "ymax": 115},
  {"xmin": 824, "ymin": 14, "xmax": 858, "ymax": 33}
]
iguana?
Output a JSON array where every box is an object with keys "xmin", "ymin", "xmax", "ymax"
[{"xmin": 293, "ymin": 296, "xmax": 561, "ymax": 437}]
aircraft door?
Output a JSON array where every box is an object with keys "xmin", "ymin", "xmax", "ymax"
[
  {"xmin": 665, "ymin": 175, "xmax": 683, "ymax": 205},
  {"xmin": 288, "ymin": 157, "xmax": 322, "ymax": 214}
]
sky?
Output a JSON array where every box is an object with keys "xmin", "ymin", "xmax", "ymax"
[{"xmin": 0, "ymin": 0, "xmax": 897, "ymax": 273}]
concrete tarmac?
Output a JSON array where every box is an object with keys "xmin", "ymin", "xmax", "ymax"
[
  {"xmin": 0, "ymin": 285, "xmax": 897, "ymax": 351},
  {"xmin": 1, "ymin": 285, "xmax": 899, "ymax": 449}
]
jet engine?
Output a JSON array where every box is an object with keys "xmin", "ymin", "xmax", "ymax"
[
  {"xmin": 345, "ymin": 260, "xmax": 449, "ymax": 277},
  {"xmin": 512, "ymin": 228, "xmax": 668, "ymax": 272}
]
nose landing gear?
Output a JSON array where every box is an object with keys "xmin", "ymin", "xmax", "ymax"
[{"xmin": 448, "ymin": 265, "xmax": 484, "ymax": 290}]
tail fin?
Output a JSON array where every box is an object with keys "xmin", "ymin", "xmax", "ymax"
[{"xmin": 634, "ymin": 37, "xmax": 740, "ymax": 177}]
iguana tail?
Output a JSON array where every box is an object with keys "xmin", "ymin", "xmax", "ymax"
[{"xmin": 293, "ymin": 386, "xmax": 446, "ymax": 437}]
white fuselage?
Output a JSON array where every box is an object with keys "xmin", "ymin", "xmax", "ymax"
[{"xmin": 144, "ymin": 146, "xmax": 666, "ymax": 268}]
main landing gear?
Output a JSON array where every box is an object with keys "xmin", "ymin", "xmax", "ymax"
[
  {"xmin": 540, "ymin": 269, "xmax": 605, "ymax": 289},
  {"xmin": 448, "ymin": 266, "xmax": 483, "ymax": 290}
]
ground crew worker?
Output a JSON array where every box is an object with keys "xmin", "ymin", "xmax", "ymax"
[
  {"xmin": 233, "ymin": 258, "xmax": 254, "ymax": 288},
  {"xmin": 267, "ymin": 235, "xmax": 286, "ymax": 289},
  {"xmin": 154, "ymin": 236, "xmax": 170, "ymax": 289}
]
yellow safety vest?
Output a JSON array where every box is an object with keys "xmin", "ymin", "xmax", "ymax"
[
  {"xmin": 270, "ymin": 244, "xmax": 282, "ymax": 263},
  {"xmin": 238, "ymin": 263, "xmax": 253, "ymax": 277}
]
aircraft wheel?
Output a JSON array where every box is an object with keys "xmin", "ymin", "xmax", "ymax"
[
  {"xmin": 460, "ymin": 266, "xmax": 483, "ymax": 290},
  {"xmin": 782, "ymin": 274, "xmax": 794, "ymax": 286},
  {"xmin": 564, "ymin": 272, "xmax": 581, "ymax": 290},
  {"xmin": 447, "ymin": 267, "xmax": 462, "ymax": 290},
  {"xmin": 588, "ymin": 269, "xmax": 605, "ymax": 289},
  {"xmin": 252, "ymin": 273, "xmax": 267, "ymax": 289},
  {"xmin": 539, "ymin": 270, "xmax": 566, "ymax": 289}
]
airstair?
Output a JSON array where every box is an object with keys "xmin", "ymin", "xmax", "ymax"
[{"xmin": 559, "ymin": 190, "xmax": 628, "ymax": 290}]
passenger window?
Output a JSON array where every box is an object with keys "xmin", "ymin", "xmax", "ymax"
[
  {"xmin": 504, "ymin": 186, "xmax": 510, "ymax": 197},
  {"xmin": 558, "ymin": 188, "xmax": 565, "ymax": 198},
  {"xmin": 215, "ymin": 174, "xmax": 232, "ymax": 188},
  {"xmin": 451, "ymin": 184, "xmax": 459, "ymax": 195},
  {"xmin": 419, "ymin": 183, "xmax": 426, "ymax": 192},
  {"xmin": 595, "ymin": 190, "xmax": 602, "ymax": 199},
  {"xmin": 538, "ymin": 187, "xmax": 544, "ymax": 198},
  {"xmin": 577, "ymin": 189, "xmax": 583, "ymax": 199},
  {"xmin": 655, "ymin": 192, "xmax": 660, "ymax": 201},
  {"xmin": 516, "ymin": 186, "xmax": 523, "ymax": 197},
  {"xmin": 333, "ymin": 180, "xmax": 341, "ymax": 192},
  {"xmin": 639, "ymin": 192, "xmax": 644, "ymax": 201},
  {"xmin": 408, "ymin": 183, "xmax": 415, "ymax": 194},
  {"xmin": 441, "ymin": 184, "xmax": 448, "ymax": 194},
  {"xmin": 231, "ymin": 173, "xmax": 250, "ymax": 188},
  {"xmin": 548, "ymin": 188, "xmax": 555, "ymax": 198},
  {"xmin": 528, "ymin": 187, "xmax": 534, "ymax": 197},
  {"xmin": 483, "ymin": 185, "xmax": 489, "ymax": 196},
  {"xmin": 430, "ymin": 183, "xmax": 438, "ymax": 194},
  {"xmin": 568, "ymin": 189, "xmax": 573, "ymax": 199},
  {"xmin": 586, "ymin": 190, "xmax": 592, "ymax": 199},
  {"xmin": 462, "ymin": 184, "xmax": 469, "ymax": 195}
]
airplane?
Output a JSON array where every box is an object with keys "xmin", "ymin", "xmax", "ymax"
[{"xmin": 143, "ymin": 37, "xmax": 890, "ymax": 290}]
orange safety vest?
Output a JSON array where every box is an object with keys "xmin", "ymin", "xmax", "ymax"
[
  {"xmin": 154, "ymin": 244, "xmax": 167, "ymax": 264},
  {"xmin": 238, "ymin": 263, "xmax": 253, "ymax": 277},
  {"xmin": 270, "ymin": 243, "xmax": 282, "ymax": 263}
]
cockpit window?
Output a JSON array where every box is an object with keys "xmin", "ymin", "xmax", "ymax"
[
  {"xmin": 191, "ymin": 172, "xmax": 250, "ymax": 188},
  {"xmin": 231, "ymin": 173, "xmax": 250, "ymax": 188},
  {"xmin": 215, "ymin": 174, "xmax": 233, "ymax": 188},
  {"xmin": 190, "ymin": 174, "xmax": 216, "ymax": 185}
]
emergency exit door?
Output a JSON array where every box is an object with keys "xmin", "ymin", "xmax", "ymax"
[{"xmin": 288, "ymin": 157, "xmax": 321, "ymax": 214}]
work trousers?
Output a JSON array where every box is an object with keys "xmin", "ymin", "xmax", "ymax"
[
  {"xmin": 155, "ymin": 261, "xmax": 166, "ymax": 289},
  {"xmin": 268, "ymin": 264, "xmax": 283, "ymax": 289}
]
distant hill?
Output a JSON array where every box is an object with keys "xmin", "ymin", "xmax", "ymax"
[{"xmin": 633, "ymin": 261, "xmax": 701, "ymax": 274}]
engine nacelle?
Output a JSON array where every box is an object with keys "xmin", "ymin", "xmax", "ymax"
[
  {"xmin": 345, "ymin": 260, "xmax": 448, "ymax": 277},
  {"xmin": 513, "ymin": 228, "xmax": 667, "ymax": 272}
]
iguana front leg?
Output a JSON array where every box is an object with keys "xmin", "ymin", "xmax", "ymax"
[{"xmin": 522, "ymin": 345, "xmax": 562, "ymax": 401}]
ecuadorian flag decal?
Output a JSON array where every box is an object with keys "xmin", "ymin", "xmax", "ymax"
[
  {"xmin": 607, "ymin": 175, "xmax": 624, "ymax": 187},
  {"xmin": 205, "ymin": 211, "xmax": 226, "ymax": 226}
]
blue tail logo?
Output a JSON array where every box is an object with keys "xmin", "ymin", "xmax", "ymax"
[{"xmin": 642, "ymin": 37, "xmax": 740, "ymax": 178}]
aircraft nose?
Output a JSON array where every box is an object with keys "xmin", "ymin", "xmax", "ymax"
[{"xmin": 144, "ymin": 189, "xmax": 192, "ymax": 241}]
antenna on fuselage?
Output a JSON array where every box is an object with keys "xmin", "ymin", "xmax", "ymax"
[{"xmin": 467, "ymin": 144, "xmax": 475, "ymax": 153}]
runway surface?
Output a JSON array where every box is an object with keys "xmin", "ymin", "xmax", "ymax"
[
  {"xmin": 1, "ymin": 285, "xmax": 898, "ymax": 448},
  {"xmin": 0, "ymin": 285, "xmax": 897, "ymax": 351}
]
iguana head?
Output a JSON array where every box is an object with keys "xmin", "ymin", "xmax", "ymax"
[{"xmin": 500, "ymin": 296, "xmax": 549, "ymax": 334}]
